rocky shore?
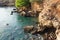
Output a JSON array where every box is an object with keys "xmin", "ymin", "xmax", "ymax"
[
  {"xmin": 16, "ymin": 7, "xmax": 40, "ymax": 17},
  {"xmin": 24, "ymin": 0, "xmax": 60, "ymax": 40}
]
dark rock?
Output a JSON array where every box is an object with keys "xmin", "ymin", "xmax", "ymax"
[
  {"xmin": 6, "ymin": 24, "xmax": 9, "ymax": 26},
  {"xmin": 24, "ymin": 11, "xmax": 32, "ymax": 17},
  {"xmin": 11, "ymin": 11, "xmax": 13, "ymax": 15},
  {"xmin": 13, "ymin": 8, "xmax": 18, "ymax": 13},
  {"xmin": 25, "ymin": 14, "xmax": 31, "ymax": 17},
  {"xmin": 13, "ymin": 9, "xmax": 16, "ymax": 10},
  {"xmin": 35, "ymin": 22, "xmax": 40, "ymax": 24},
  {"xmin": 19, "ymin": 10, "xmax": 37, "ymax": 17}
]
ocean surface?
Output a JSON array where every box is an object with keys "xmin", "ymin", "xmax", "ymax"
[{"xmin": 0, "ymin": 7, "xmax": 37, "ymax": 40}]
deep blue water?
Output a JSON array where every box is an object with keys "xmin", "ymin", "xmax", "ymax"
[{"xmin": 0, "ymin": 7, "xmax": 37, "ymax": 40}]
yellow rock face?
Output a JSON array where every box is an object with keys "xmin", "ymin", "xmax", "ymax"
[
  {"xmin": 56, "ymin": 30, "xmax": 60, "ymax": 40},
  {"xmin": 56, "ymin": 3, "xmax": 60, "ymax": 21}
]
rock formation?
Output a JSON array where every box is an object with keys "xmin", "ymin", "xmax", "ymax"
[
  {"xmin": 38, "ymin": 0, "xmax": 60, "ymax": 29},
  {"xmin": 24, "ymin": 0, "xmax": 60, "ymax": 40},
  {"xmin": 38, "ymin": 0, "xmax": 60, "ymax": 40}
]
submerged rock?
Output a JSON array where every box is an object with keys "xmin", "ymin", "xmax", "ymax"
[{"xmin": 6, "ymin": 23, "xmax": 9, "ymax": 26}]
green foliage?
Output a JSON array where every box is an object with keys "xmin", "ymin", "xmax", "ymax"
[
  {"xmin": 15, "ymin": 0, "xmax": 43, "ymax": 8},
  {"xmin": 15, "ymin": 0, "xmax": 30, "ymax": 8}
]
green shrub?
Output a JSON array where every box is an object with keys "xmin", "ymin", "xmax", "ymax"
[{"xmin": 15, "ymin": 0, "xmax": 30, "ymax": 8}]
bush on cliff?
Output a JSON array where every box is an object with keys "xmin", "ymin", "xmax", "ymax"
[{"xmin": 15, "ymin": 0, "xmax": 30, "ymax": 8}]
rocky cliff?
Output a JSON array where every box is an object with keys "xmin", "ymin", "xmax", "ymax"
[{"xmin": 24, "ymin": 0, "xmax": 60, "ymax": 40}]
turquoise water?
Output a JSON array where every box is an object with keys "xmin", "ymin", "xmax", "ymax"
[{"xmin": 0, "ymin": 7, "xmax": 37, "ymax": 40}]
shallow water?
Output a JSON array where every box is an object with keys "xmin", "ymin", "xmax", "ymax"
[{"xmin": 0, "ymin": 7, "xmax": 37, "ymax": 40}]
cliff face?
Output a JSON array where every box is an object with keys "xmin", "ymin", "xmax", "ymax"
[
  {"xmin": 31, "ymin": 1, "xmax": 43, "ymax": 13},
  {"xmin": 24, "ymin": 0, "xmax": 60, "ymax": 40},
  {"xmin": 38, "ymin": 0, "xmax": 60, "ymax": 40},
  {"xmin": 0, "ymin": 0, "xmax": 15, "ymax": 6},
  {"xmin": 38, "ymin": 0, "xmax": 60, "ymax": 28}
]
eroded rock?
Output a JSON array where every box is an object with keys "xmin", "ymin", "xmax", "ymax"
[
  {"xmin": 24, "ymin": 25, "xmax": 34, "ymax": 33},
  {"xmin": 20, "ymin": 11, "xmax": 26, "ymax": 16},
  {"xmin": 56, "ymin": 29, "xmax": 60, "ymax": 40},
  {"xmin": 23, "ymin": 0, "xmax": 60, "ymax": 40}
]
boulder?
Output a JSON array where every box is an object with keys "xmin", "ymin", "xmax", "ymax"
[
  {"xmin": 24, "ymin": 25, "xmax": 34, "ymax": 33},
  {"xmin": 20, "ymin": 11, "xmax": 26, "ymax": 16}
]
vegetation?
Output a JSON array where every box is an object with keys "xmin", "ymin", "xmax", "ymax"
[
  {"xmin": 15, "ymin": 0, "xmax": 30, "ymax": 8},
  {"xmin": 15, "ymin": 0, "xmax": 43, "ymax": 8}
]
